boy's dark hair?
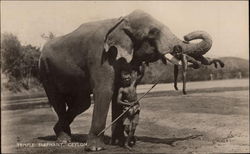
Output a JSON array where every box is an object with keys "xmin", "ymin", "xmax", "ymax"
[{"xmin": 173, "ymin": 45, "xmax": 183, "ymax": 53}]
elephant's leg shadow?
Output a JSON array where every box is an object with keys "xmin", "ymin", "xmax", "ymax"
[
  {"xmin": 137, "ymin": 134, "xmax": 202, "ymax": 146},
  {"xmin": 37, "ymin": 133, "xmax": 111, "ymax": 145}
]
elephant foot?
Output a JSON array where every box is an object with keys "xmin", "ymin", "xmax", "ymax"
[
  {"xmin": 54, "ymin": 123, "xmax": 71, "ymax": 136},
  {"xmin": 85, "ymin": 134, "xmax": 105, "ymax": 151},
  {"xmin": 54, "ymin": 123, "xmax": 71, "ymax": 143},
  {"xmin": 56, "ymin": 132, "xmax": 71, "ymax": 144},
  {"xmin": 124, "ymin": 144, "xmax": 133, "ymax": 151},
  {"xmin": 85, "ymin": 145, "xmax": 104, "ymax": 151}
]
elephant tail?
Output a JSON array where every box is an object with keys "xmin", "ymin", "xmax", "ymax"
[
  {"xmin": 38, "ymin": 57, "xmax": 53, "ymax": 107},
  {"xmin": 38, "ymin": 57, "xmax": 50, "ymax": 82}
]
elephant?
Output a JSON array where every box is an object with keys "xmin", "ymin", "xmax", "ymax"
[{"xmin": 39, "ymin": 10, "xmax": 215, "ymax": 151}]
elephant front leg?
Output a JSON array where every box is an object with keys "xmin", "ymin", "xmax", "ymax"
[{"xmin": 86, "ymin": 86, "xmax": 113, "ymax": 151}]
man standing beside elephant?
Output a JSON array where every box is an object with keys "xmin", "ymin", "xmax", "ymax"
[{"xmin": 116, "ymin": 65, "xmax": 141, "ymax": 150}]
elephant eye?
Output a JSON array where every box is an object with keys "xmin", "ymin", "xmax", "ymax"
[
  {"xmin": 108, "ymin": 37, "xmax": 112, "ymax": 41},
  {"xmin": 148, "ymin": 28, "xmax": 160, "ymax": 39}
]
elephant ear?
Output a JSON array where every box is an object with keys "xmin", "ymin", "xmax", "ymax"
[{"xmin": 104, "ymin": 18, "xmax": 134, "ymax": 63}]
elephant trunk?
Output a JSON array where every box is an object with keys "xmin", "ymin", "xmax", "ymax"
[
  {"xmin": 157, "ymin": 29, "xmax": 212, "ymax": 58},
  {"xmin": 179, "ymin": 31, "xmax": 213, "ymax": 56}
]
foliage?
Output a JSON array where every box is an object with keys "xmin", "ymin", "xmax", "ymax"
[
  {"xmin": 1, "ymin": 33, "xmax": 41, "ymax": 92},
  {"xmin": 1, "ymin": 33, "xmax": 22, "ymax": 78}
]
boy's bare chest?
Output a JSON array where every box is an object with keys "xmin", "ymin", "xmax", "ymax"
[{"xmin": 122, "ymin": 87, "xmax": 137, "ymax": 101}]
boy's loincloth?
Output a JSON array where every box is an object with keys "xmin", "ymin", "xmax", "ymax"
[{"xmin": 123, "ymin": 104, "xmax": 140, "ymax": 125}]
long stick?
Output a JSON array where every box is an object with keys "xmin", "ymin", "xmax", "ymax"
[{"xmin": 97, "ymin": 80, "xmax": 160, "ymax": 136}]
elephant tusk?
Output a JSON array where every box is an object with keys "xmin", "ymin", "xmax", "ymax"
[{"xmin": 164, "ymin": 54, "xmax": 182, "ymax": 65}]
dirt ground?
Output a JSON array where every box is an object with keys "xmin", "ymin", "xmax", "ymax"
[{"xmin": 1, "ymin": 79, "xmax": 249, "ymax": 153}]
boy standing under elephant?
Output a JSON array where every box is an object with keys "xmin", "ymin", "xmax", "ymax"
[{"xmin": 117, "ymin": 65, "xmax": 142, "ymax": 150}]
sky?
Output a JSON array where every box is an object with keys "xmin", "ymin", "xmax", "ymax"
[{"xmin": 1, "ymin": 1, "xmax": 249, "ymax": 59}]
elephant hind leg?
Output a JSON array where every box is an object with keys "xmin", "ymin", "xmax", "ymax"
[
  {"xmin": 51, "ymin": 91, "xmax": 91, "ymax": 143},
  {"xmin": 50, "ymin": 95, "xmax": 71, "ymax": 142},
  {"xmin": 65, "ymin": 92, "xmax": 91, "ymax": 127},
  {"xmin": 42, "ymin": 81, "xmax": 71, "ymax": 142}
]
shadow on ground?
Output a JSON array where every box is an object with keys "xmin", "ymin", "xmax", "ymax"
[
  {"xmin": 38, "ymin": 134, "xmax": 111, "ymax": 144},
  {"xmin": 38, "ymin": 134, "xmax": 88, "ymax": 143},
  {"xmin": 37, "ymin": 134, "xmax": 202, "ymax": 146},
  {"xmin": 137, "ymin": 135, "xmax": 202, "ymax": 146}
]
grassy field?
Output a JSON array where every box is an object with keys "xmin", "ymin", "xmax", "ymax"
[{"xmin": 1, "ymin": 79, "xmax": 249, "ymax": 153}]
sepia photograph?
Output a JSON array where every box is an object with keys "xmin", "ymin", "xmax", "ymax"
[{"xmin": 1, "ymin": 1, "xmax": 249, "ymax": 153}]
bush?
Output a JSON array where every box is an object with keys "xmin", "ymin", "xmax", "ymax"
[
  {"xmin": 1, "ymin": 33, "xmax": 23, "ymax": 79},
  {"xmin": 1, "ymin": 33, "xmax": 41, "ymax": 92}
]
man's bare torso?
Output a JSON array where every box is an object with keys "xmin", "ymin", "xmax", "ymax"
[{"xmin": 121, "ymin": 85, "xmax": 137, "ymax": 103}]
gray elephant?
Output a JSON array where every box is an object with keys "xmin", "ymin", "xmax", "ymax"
[{"xmin": 39, "ymin": 10, "xmax": 214, "ymax": 151}]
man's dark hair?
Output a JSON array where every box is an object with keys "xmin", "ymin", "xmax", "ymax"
[{"xmin": 173, "ymin": 45, "xmax": 183, "ymax": 53}]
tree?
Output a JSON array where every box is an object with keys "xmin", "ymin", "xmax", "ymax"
[
  {"xmin": 1, "ymin": 33, "xmax": 41, "ymax": 91},
  {"xmin": 20, "ymin": 45, "xmax": 40, "ymax": 88},
  {"xmin": 1, "ymin": 33, "xmax": 23, "ymax": 79}
]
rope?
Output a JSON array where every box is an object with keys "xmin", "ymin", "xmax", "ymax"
[
  {"xmin": 97, "ymin": 79, "xmax": 160, "ymax": 136},
  {"xmin": 104, "ymin": 17, "xmax": 124, "ymax": 42}
]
